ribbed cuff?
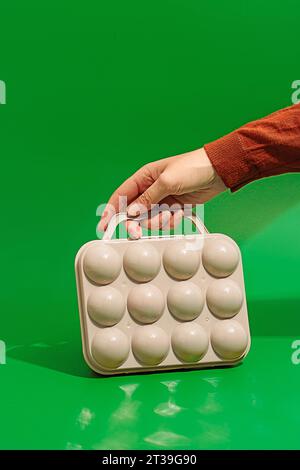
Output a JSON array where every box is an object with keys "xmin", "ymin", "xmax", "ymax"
[{"xmin": 204, "ymin": 131, "xmax": 255, "ymax": 192}]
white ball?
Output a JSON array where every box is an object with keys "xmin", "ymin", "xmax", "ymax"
[
  {"xmin": 132, "ymin": 326, "xmax": 169, "ymax": 365},
  {"xmin": 202, "ymin": 237, "xmax": 239, "ymax": 278},
  {"xmin": 123, "ymin": 243, "xmax": 161, "ymax": 282},
  {"xmin": 163, "ymin": 241, "xmax": 200, "ymax": 280},
  {"xmin": 91, "ymin": 328, "xmax": 130, "ymax": 369},
  {"xmin": 87, "ymin": 287, "xmax": 125, "ymax": 326},
  {"xmin": 167, "ymin": 282, "xmax": 204, "ymax": 321},
  {"xmin": 83, "ymin": 244, "xmax": 121, "ymax": 285},
  {"xmin": 171, "ymin": 323, "xmax": 209, "ymax": 362},
  {"xmin": 127, "ymin": 284, "xmax": 165, "ymax": 324},
  {"xmin": 211, "ymin": 320, "xmax": 248, "ymax": 360},
  {"xmin": 206, "ymin": 279, "xmax": 243, "ymax": 318}
]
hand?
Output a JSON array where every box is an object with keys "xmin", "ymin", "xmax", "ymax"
[{"xmin": 98, "ymin": 147, "xmax": 227, "ymax": 238}]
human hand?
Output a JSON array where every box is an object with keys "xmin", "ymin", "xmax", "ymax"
[{"xmin": 98, "ymin": 147, "xmax": 227, "ymax": 238}]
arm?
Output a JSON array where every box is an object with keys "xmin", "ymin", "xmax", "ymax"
[
  {"xmin": 99, "ymin": 104, "xmax": 300, "ymax": 237},
  {"xmin": 204, "ymin": 103, "xmax": 300, "ymax": 191}
]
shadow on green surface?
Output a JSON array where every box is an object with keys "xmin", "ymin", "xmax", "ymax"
[
  {"xmin": 6, "ymin": 338, "xmax": 243, "ymax": 379},
  {"xmin": 6, "ymin": 298, "xmax": 300, "ymax": 377},
  {"xmin": 7, "ymin": 339, "xmax": 94, "ymax": 378},
  {"xmin": 248, "ymin": 298, "xmax": 300, "ymax": 336},
  {"xmin": 206, "ymin": 175, "xmax": 300, "ymax": 243}
]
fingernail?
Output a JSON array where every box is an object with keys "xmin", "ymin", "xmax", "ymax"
[
  {"xmin": 128, "ymin": 229, "xmax": 140, "ymax": 240},
  {"xmin": 173, "ymin": 210, "xmax": 183, "ymax": 230},
  {"xmin": 129, "ymin": 232, "xmax": 139, "ymax": 240},
  {"xmin": 174, "ymin": 209, "xmax": 183, "ymax": 219},
  {"xmin": 97, "ymin": 220, "xmax": 107, "ymax": 232},
  {"xmin": 127, "ymin": 203, "xmax": 140, "ymax": 217},
  {"xmin": 161, "ymin": 211, "xmax": 170, "ymax": 225},
  {"xmin": 128, "ymin": 223, "xmax": 142, "ymax": 239}
]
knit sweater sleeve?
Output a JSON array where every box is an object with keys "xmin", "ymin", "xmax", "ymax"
[{"xmin": 204, "ymin": 104, "xmax": 300, "ymax": 191}]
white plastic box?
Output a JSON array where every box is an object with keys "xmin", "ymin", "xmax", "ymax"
[{"xmin": 75, "ymin": 213, "xmax": 251, "ymax": 375}]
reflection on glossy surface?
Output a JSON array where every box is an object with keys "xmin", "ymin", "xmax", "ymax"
[
  {"xmin": 2, "ymin": 337, "xmax": 300, "ymax": 449},
  {"xmin": 194, "ymin": 421, "xmax": 231, "ymax": 447},
  {"xmin": 93, "ymin": 383, "xmax": 141, "ymax": 449},
  {"xmin": 144, "ymin": 431, "xmax": 190, "ymax": 447},
  {"xmin": 154, "ymin": 379, "xmax": 183, "ymax": 417},
  {"xmin": 197, "ymin": 392, "xmax": 222, "ymax": 415},
  {"xmin": 111, "ymin": 384, "xmax": 140, "ymax": 424},
  {"xmin": 154, "ymin": 400, "xmax": 183, "ymax": 417},
  {"xmin": 66, "ymin": 442, "xmax": 83, "ymax": 450},
  {"xmin": 161, "ymin": 380, "xmax": 180, "ymax": 393},
  {"xmin": 77, "ymin": 408, "xmax": 95, "ymax": 430}
]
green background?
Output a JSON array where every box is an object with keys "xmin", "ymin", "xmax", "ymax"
[{"xmin": 1, "ymin": 0, "xmax": 300, "ymax": 449}]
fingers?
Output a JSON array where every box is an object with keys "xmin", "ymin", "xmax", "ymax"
[
  {"xmin": 127, "ymin": 176, "xmax": 170, "ymax": 217},
  {"xmin": 98, "ymin": 163, "xmax": 162, "ymax": 232},
  {"xmin": 97, "ymin": 176, "xmax": 140, "ymax": 231},
  {"xmin": 97, "ymin": 156, "xmax": 178, "ymax": 234},
  {"xmin": 169, "ymin": 209, "xmax": 184, "ymax": 230},
  {"xmin": 126, "ymin": 209, "xmax": 184, "ymax": 240},
  {"xmin": 139, "ymin": 210, "xmax": 171, "ymax": 230},
  {"xmin": 125, "ymin": 221, "xmax": 143, "ymax": 240}
]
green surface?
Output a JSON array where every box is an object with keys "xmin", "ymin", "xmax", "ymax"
[
  {"xmin": 1, "ymin": 0, "xmax": 300, "ymax": 450},
  {"xmin": 1, "ymin": 337, "xmax": 299, "ymax": 450}
]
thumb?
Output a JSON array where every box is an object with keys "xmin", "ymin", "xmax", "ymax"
[{"xmin": 127, "ymin": 177, "xmax": 169, "ymax": 216}]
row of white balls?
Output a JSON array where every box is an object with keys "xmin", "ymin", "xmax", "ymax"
[
  {"xmin": 91, "ymin": 320, "xmax": 249, "ymax": 370},
  {"xmin": 83, "ymin": 238, "xmax": 239, "ymax": 285},
  {"xmin": 87, "ymin": 279, "xmax": 244, "ymax": 326}
]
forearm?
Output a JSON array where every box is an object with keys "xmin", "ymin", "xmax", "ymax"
[{"xmin": 204, "ymin": 103, "xmax": 300, "ymax": 191}]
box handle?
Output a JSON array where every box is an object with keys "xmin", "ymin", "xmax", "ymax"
[{"xmin": 102, "ymin": 210, "xmax": 208, "ymax": 240}]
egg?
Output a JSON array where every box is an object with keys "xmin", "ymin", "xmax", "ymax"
[
  {"xmin": 127, "ymin": 284, "xmax": 165, "ymax": 324},
  {"xmin": 167, "ymin": 281, "xmax": 204, "ymax": 321},
  {"xmin": 123, "ymin": 243, "xmax": 161, "ymax": 282},
  {"xmin": 211, "ymin": 320, "xmax": 248, "ymax": 360},
  {"xmin": 83, "ymin": 244, "xmax": 121, "ymax": 285},
  {"xmin": 206, "ymin": 279, "xmax": 243, "ymax": 318},
  {"xmin": 202, "ymin": 237, "xmax": 239, "ymax": 277},
  {"xmin": 163, "ymin": 241, "xmax": 200, "ymax": 280},
  {"xmin": 171, "ymin": 323, "xmax": 209, "ymax": 362},
  {"xmin": 132, "ymin": 326, "xmax": 169, "ymax": 365},
  {"xmin": 91, "ymin": 328, "xmax": 130, "ymax": 369},
  {"xmin": 87, "ymin": 287, "xmax": 125, "ymax": 326}
]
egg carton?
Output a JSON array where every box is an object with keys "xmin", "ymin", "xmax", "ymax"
[{"xmin": 75, "ymin": 212, "xmax": 251, "ymax": 375}]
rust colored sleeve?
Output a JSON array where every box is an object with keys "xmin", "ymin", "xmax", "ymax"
[{"xmin": 204, "ymin": 103, "xmax": 300, "ymax": 191}]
